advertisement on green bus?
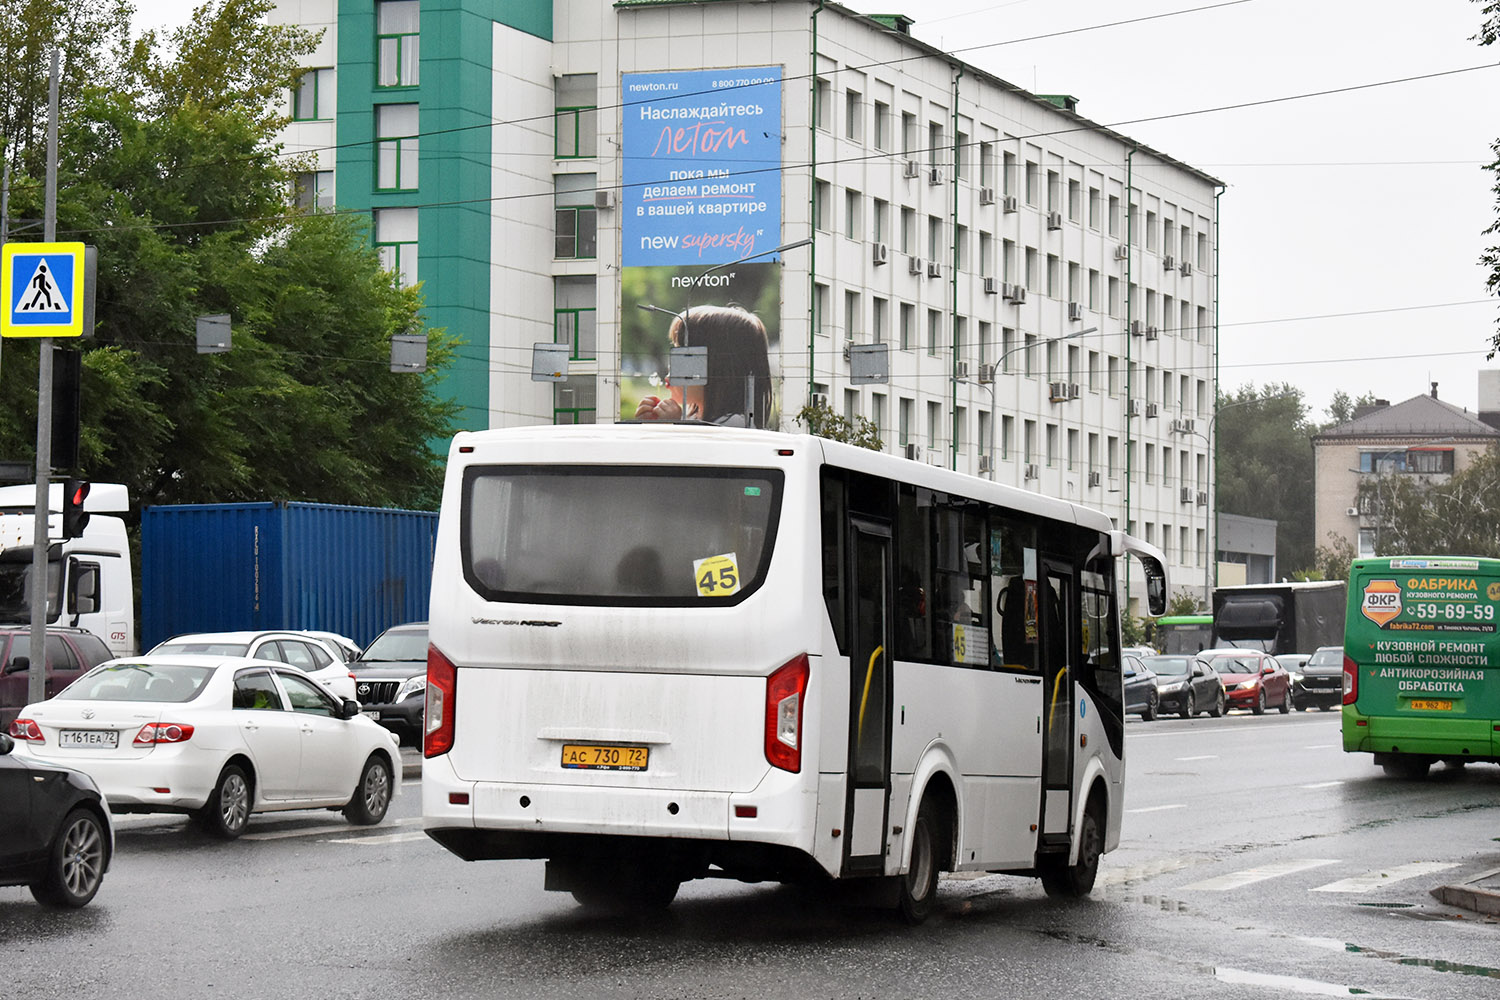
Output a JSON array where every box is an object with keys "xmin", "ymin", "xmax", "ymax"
[{"xmin": 1342, "ymin": 556, "xmax": 1500, "ymax": 778}]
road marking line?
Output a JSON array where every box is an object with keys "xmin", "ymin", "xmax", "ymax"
[
  {"xmin": 1181, "ymin": 858, "xmax": 1338, "ymax": 891},
  {"xmin": 1175, "ymin": 754, "xmax": 1218, "ymax": 761},
  {"xmin": 1310, "ymin": 862, "xmax": 1459, "ymax": 894},
  {"xmin": 1300, "ymin": 781, "xmax": 1345, "ymax": 789},
  {"xmin": 1305, "ymin": 744, "xmax": 1337, "ymax": 749},
  {"xmin": 241, "ymin": 818, "xmax": 411, "ymax": 841},
  {"xmin": 326, "ymin": 831, "xmax": 431, "ymax": 845},
  {"xmin": 1127, "ymin": 803, "xmax": 1187, "ymax": 814}
]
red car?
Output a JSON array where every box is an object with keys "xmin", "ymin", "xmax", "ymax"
[{"xmin": 1196, "ymin": 649, "xmax": 1293, "ymax": 714}]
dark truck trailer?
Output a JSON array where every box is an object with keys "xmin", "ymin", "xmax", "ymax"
[
  {"xmin": 1210, "ymin": 581, "xmax": 1347, "ymax": 656},
  {"xmin": 140, "ymin": 501, "xmax": 437, "ymax": 651}
]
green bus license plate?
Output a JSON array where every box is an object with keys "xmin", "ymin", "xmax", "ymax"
[
  {"xmin": 1410, "ymin": 699, "xmax": 1452, "ymax": 711},
  {"xmin": 561, "ymin": 743, "xmax": 648, "ymax": 771}
]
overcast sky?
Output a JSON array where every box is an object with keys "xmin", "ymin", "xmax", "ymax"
[{"xmin": 140, "ymin": 0, "xmax": 1500, "ymax": 422}]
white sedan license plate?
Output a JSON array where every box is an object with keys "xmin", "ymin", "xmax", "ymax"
[{"xmin": 60, "ymin": 729, "xmax": 119, "ymax": 748}]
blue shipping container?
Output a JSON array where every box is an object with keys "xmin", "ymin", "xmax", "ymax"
[{"xmin": 140, "ymin": 502, "xmax": 438, "ymax": 650}]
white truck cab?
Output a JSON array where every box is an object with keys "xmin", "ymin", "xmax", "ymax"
[{"xmin": 0, "ymin": 482, "xmax": 134, "ymax": 657}]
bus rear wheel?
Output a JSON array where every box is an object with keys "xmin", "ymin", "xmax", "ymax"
[
  {"xmin": 1380, "ymin": 757, "xmax": 1432, "ymax": 780},
  {"xmin": 570, "ymin": 870, "xmax": 680, "ymax": 912}
]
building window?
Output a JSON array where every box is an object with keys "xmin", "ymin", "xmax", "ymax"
[
  {"xmin": 554, "ymin": 374, "xmax": 596, "ymax": 425},
  {"xmin": 873, "ymin": 101, "xmax": 890, "ymax": 150},
  {"xmin": 814, "ymin": 78, "xmax": 831, "ymax": 131},
  {"xmin": 554, "ymin": 276, "xmax": 597, "ymax": 361},
  {"xmin": 899, "ymin": 397, "xmax": 913, "ymax": 446},
  {"xmin": 845, "ymin": 89, "xmax": 862, "ymax": 141},
  {"xmin": 1088, "ymin": 186, "xmax": 1101, "ymax": 229},
  {"xmin": 1001, "ymin": 415, "xmax": 1014, "ymax": 459},
  {"xmin": 899, "ymin": 303, "xmax": 915, "ymax": 351},
  {"xmin": 554, "ymin": 174, "xmax": 597, "ymax": 259},
  {"xmin": 927, "ymin": 400, "xmax": 941, "ymax": 450},
  {"xmin": 376, "ymin": 103, "xmax": 419, "ymax": 190},
  {"xmin": 872, "ymin": 199, "xmax": 888, "ymax": 243},
  {"xmin": 815, "ymin": 181, "xmax": 831, "ymax": 231},
  {"xmin": 900, "ymin": 208, "xmax": 916, "ymax": 254},
  {"xmin": 872, "ymin": 297, "xmax": 888, "ymax": 342},
  {"xmin": 292, "ymin": 67, "xmax": 333, "ymax": 121},
  {"xmin": 1068, "ymin": 179, "xmax": 1081, "ymax": 222},
  {"xmin": 1025, "ymin": 161, "xmax": 1038, "ymax": 205},
  {"xmin": 293, "ymin": 171, "xmax": 334, "ymax": 212},
  {"xmin": 374, "ymin": 207, "xmax": 418, "ymax": 287},
  {"xmin": 924, "ymin": 213, "xmax": 941, "ymax": 262},
  {"xmin": 872, "ymin": 393, "xmax": 886, "ymax": 440},
  {"xmin": 845, "ymin": 290, "xmax": 861, "ymax": 340},
  {"xmin": 927, "ymin": 308, "xmax": 941, "ymax": 356},
  {"xmin": 1108, "ymin": 195, "xmax": 1120, "ymax": 237},
  {"xmin": 845, "ymin": 188, "xmax": 862, "ymax": 240},
  {"xmin": 377, "ymin": 0, "xmax": 420, "ymax": 88},
  {"xmin": 555, "ymin": 74, "xmax": 598, "ymax": 158}
]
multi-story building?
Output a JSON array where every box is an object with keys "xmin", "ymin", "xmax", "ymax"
[
  {"xmin": 1313, "ymin": 381, "xmax": 1500, "ymax": 558},
  {"xmin": 273, "ymin": 0, "xmax": 1223, "ymax": 603}
]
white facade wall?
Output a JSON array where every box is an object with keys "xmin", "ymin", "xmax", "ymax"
[{"xmin": 276, "ymin": 0, "xmax": 338, "ymax": 177}]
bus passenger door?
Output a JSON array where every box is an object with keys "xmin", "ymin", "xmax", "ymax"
[
  {"xmin": 1040, "ymin": 561, "xmax": 1075, "ymax": 844},
  {"xmin": 844, "ymin": 521, "xmax": 893, "ymax": 875}
]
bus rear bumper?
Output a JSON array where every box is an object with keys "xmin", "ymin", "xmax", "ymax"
[{"xmin": 1343, "ymin": 708, "xmax": 1497, "ymax": 760}]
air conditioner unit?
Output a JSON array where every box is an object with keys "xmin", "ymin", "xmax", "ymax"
[
  {"xmin": 1048, "ymin": 381, "xmax": 1070, "ymax": 402},
  {"xmin": 809, "ymin": 392, "xmax": 828, "ymax": 408},
  {"xmin": 978, "ymin": 363, "xmax": 995, "ymax": 384},
  {"xmin": 1087, "ymin": 471, "xmax": 1102, "ymax": 488},
  {"xmin": 1162, "ymin": 254, "xmax": 1175, "ymax": 270},
  {"xmin": 978, "ymin": 455, "xmax": 993, "ymax": 474},
  {"xmin": 903, "ymin": 160, "xmax": 920, "ymax": 179},
  {"xmin": 1130, "ymin": 320, "xmax": 1144, "ymax": 336},
  {"xmin": 1001, "ymin": 195, "xmax": 1019, "ymax": 213},
  {"xmin": 928, "ymin": 167, "xmax": 944, "ymax": 185},
  {"xmin": 1196, "ymin": 491, "xmax": 1208, "ymax": 506},
  {"xmin": 927, "ymin": 260, "xmax": 942, "ymax": 278},
  {"xmin": 956, "ymin": 361, "xmax": 969, "ymax": 379},
  {"xmin": 904, "ymin": 442, "xmax": 920, "ymax": 460},
  {"xmin": 1346, "ymin": 506, "xmax": 1360, "ymax": 517},
  {"xmin": 1145, "ymin": 402, "xmax": 1160, "ymax": 419},
  {"xmin": 1144, "ymin": 325, "xmax": 1159, "ymax": 341},
  {"xmin": 979, "ymin": 187, "xmax": 996, "ymax": 205},
  {"xmin": 908, "ymin": 256, "xmax": 924, "ymax": 275},
  {"xmin": 593, "ymin": 189, "xmax": 615, "ymax": 210},
  {"xmin": 1127, "ymin": 398, "xmax": 1142, "ymax": 416},
  {"xmin": 1068, "ymin": 383, "xmax": 1081, "ymax": 400},
  {"xmin": 1113, "ymin": 244, "xmax": 1129, "ymax": 260},
  {"xmin": 1180, "ymin": 260, "xmax": 1193, "ymax": 276},
  {"xmin": 1068, "ymin": 302, "xmax": 1084, "ymax": 321},
  {"xmin": 872, "ymin": 242, "xmax": 889, "ymax": 265},
  {"xmin": 1171, "ymin": 417, "xmax": 1195, "ymax": 434},
  {"xmin": 1180, "ymin": 486, "xmax": 1194, "ymax": 504},
  {"xmin": 1005, "ymin": 284, "xmax": 1027, "ymax": 304},
  {"xmin": 1024, "ymin": 463, "xmax": 1040, "ymax": 480},
  {"xmin": 984, "ymin": 276, "xmax": 1001, "ymax": 294},
  {"xmin": 1046, "ymin": 211, "xmax": 1062, "ymax": 230}
]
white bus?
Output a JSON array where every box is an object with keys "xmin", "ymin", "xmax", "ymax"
[{"xmin": 421, "ymin": 424, "xmax": 1166, "ymax": 921}]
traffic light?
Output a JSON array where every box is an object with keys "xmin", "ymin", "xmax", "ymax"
[{"xmin": 62, "ymin": 479, "xmax": 90, "ymax": 539}]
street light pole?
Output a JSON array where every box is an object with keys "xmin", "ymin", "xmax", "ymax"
[{"xmin": 965, "ymin": 326, "xmax": 1097, "ymax": 480}]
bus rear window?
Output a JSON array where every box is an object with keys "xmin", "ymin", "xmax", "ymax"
[{"xmin": 461, "ymin": 465, "xmax": 783, "ymax": 605}]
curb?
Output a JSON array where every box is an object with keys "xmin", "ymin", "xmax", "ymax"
[{"xmin": 1430, "ymin": 867, "xmax": 1500, "ymax": 917}]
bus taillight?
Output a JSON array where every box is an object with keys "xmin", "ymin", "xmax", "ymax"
[
  {"xmin": 765, "ymin": 654, "xmax": 810, "ymax": 773},
  {"xmin": 425, "ymin": 644, "xmax": 457, "ymax": 758},
  {"xmin": 1342, "ymin": 653, "xmax": 1357, "ymax": 706}
]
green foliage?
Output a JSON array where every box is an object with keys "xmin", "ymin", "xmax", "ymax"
[
  {"xmin": 1311, "ymin": 531, "xmax": 1357, "ymax": 582},
  {"xmin": 1478, "ymin": 3, "xmax": 1500, "ymax": 355},
  {"xmin": 792, "ymin": 402, "xmax": 883, "ymax": 451},
  {"xmin": 0, "ymin": 0, "xmax": 455, "ymax": 514},
  {"xmin": 1213, "ymin": 383, "xmax": 1317, "ymax": 576},
  {"xmin": 1323, "ymin": 390, "xmax": 1379, "ymax": 429},
  {"xmin": 1119, "ymin": 612, "xmax": 1148, "ymax": 648},
  {"xmin": 1166, "ymin": 588, "xmax": 1204, "ymax": 616},
  {"xmin": 1358, "ymin": 445, "xmax": 1500, "ymax": 558}
]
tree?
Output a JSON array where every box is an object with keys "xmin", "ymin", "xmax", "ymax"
[
  {"xmin": 1359, "ymin": 445, "xmax": 1500, "ymax": 557},
  {"xmin": 1322, "ymin": 390, "xmax": 1379, "ymax": 429},
  {"xmin": 792, "ymin": 401, "xmax": 883, "ymax": 450},
  {"xmin": 1480, "ymin": 2, "xmax": 1500, "ymax": 356},
  {"xmin": 0, "ymin": 0, "xmax": 457, "ymax": 512},
  {"xmin": 1212, "ymin": 383, "xmax": 1317, "ymax": 575},
  {"xmin": 1311, "ymin": 531, "xmax": 1357, "ymax": 582}
]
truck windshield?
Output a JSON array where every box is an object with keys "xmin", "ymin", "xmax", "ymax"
[
  {"xmin": 0, "ymin": 558, "xmax": 59, "ymax": 622},
  {"xmin": 462, "ymin": 465, "xmax": 784, "ymax": 606}
]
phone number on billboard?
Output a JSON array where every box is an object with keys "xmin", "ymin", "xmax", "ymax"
[
  {"xmin": 1410, "ymin": 603, "xmax": 1496, "ymax": 620},
  {"xmin": 713, "ymin": 77, "xmax": 777, "ymax": 88}
]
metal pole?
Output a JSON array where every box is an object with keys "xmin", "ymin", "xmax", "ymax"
[{"xmin": 27, "ymin": 50, "xmax": 60, "ymax": 707}]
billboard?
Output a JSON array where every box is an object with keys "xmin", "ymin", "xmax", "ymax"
[{"xmin": 619, "ymin": 67, "xmax": 784, "ymax": 426}]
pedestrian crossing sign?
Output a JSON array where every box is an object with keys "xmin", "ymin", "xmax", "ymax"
[{"xmin": 2, "ymin": 242, "xmax": 86, "ymax": 338}]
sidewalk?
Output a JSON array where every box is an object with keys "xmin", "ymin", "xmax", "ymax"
[{"xmin": 1431, "ymin": 867, "xmax": 1500, "ymax": 917}]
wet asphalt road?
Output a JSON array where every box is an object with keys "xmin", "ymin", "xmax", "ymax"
[{"xmin": 4, "ymin": 710, "xmax": 1497, "ymax": 1000}]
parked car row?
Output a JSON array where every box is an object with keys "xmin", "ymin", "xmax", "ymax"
[
  {"xmin": 0, "ymin": 621, "xmax": 429, "ymax": 908},
  {"xmin": 1123, "ymin": 645, "xmax": 1342, "ymax": 721}
]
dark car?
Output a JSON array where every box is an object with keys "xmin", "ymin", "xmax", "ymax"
[
  {"xmin": 1198, "ymin": 648, "xmax": 1293, "ymax": 715},
  {"xmin": 0, "ymin": 731, "xmax": 113, "ymax": 907},
  {"xmin": 1296, "ymin": 645, "xmax": 1344, "ymax": 711},
  {"xmin": 1, "ymin": 627, "xmax": 116, "ymax": 730},
  {"xmin": 350, "ymin": 623, "xmax": 429, "ymax": 744},
  {"xmin": 1123, "ymin": 653, "xmax": 1159, "ymax": 720},
  {"xmin": 1142, "ymin": 654, "xmax": 1225, "ymax": 718}
]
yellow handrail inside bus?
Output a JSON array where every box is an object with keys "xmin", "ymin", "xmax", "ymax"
[
  {"xmin": 857, "ymin": 644, "xmax": 885, "ymax": 740},
  {"xmin": 1047, "ymin": 667, "xmax": 1068, "ymax": 732}
]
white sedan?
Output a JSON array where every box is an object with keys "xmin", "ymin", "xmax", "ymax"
[
  {"xmin": 148, "ymin": 631, "xmax": 358, "ymax": 701},
  {"xmin": 6, "ymin": 654, "xmax": 400, "ymax": 839}
]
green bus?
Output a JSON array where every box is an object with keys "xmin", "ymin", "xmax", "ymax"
[
  {"xmin": 1154, "ymin": 614, "xmax": 1213, "ymax": 655},
  {"xmin": 1342, "ymin": 556, "xmax": 1500, "ymax": 778}
]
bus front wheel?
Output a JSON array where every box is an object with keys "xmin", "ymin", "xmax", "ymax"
[
  {"xmin": 1039, "ymin": 802, "xmax": 1103, "ymax": 897},
  {"xmin": 895, "ymin": 798, "xmax": 940, "ymax": 924}
]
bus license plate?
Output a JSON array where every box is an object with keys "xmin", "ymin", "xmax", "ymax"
[
  {"xmin": 60, "ymin": 730, "xmax": 119, "ymax": 748},
  {"xmin": 561, "ymin": 744, "xmax": 649, "ymax": 771},
  {"xmin": 1410, "ymin": 699, "xmax": 1452, "ymax": 711}
]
